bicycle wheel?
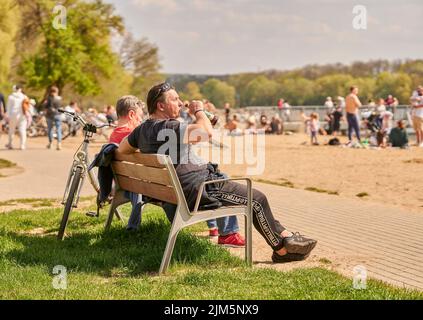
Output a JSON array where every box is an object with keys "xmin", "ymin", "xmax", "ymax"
[{"xmin": 58, "ymin": 167, "xmax": 83, "ymax": 240}]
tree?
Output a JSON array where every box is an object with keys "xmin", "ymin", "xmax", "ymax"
[
  {"xmin": 315, "ymin": 74, "xmax": 354, "ymax": 103},
  {"xmin": 374, "ymin": 72, "xmax": 412, "ymax": 104},
  {"xmin": 201, "ymin": 79, "xmax": 236, "ymax": 108},
  {"xmin": 0, "ymin": 0, "xmax": 19, "ymax": 91},
  {"xmin": 243, "ymin": 76, "xmax": 279, "ymax": 106},
  {"xmin": 279, "ymin": 78, "xmax": 315, "ymax": 105},
  {"xmin": 119, "ymin": 33, "xmax": 163, "ymax": 98},
  {"xmin": 19, "ymin": 0, "xmax": 124, "ymax": 96},
  {"xmin": 179, "ymin": 81, "xmax": 203, "ymax": 101}
]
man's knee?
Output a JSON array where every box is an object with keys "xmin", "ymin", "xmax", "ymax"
[{"xmin": 252, "ymin": 188, "xmax": 267, "ymax": 203}]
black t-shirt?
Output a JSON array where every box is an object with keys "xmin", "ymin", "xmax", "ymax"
[
  {"xmin": 127, "ymin": 119, "xmax": 208, "ymax": 175},
  {"xmin": 333, "ymin": 110, "xmax": 343, "ymax": 124},
  {"xmin": 127, "ymin": 119, "xmax": 219, "ymax": 210}
]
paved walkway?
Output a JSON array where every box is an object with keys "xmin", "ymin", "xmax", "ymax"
[{"xmin": 1, "ymin": 138, "xmax": 422, "ymax": 291}]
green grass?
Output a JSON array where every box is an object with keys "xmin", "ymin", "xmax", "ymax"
[
  {"xmin": 0, "ymin": 201, "xmax": 422, "ymax": 300},
  {"xmin": 0, "ymin": 158, "xmax": 16, "ymax": 170},
  {"xmin": 305, "ymin": 187, "xmax": 339, "ymax": 195},
  {"xmin": 254, "ymin": 178, "xmax": 295, "ymax": 189}
]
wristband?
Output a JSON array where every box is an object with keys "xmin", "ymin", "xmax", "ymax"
[{"xmin": 194, "ymin": 109, "xmax": 204, "ymax": 116}]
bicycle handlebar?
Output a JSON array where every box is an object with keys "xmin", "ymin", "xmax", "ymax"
[{"xmin": 58, "ymin": 109, "xmax": 115, "ymax": 129}]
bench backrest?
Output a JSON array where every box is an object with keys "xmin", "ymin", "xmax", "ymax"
[{"xmin": 112, "ymin": 152, "xmax": 180, "ymax": 205}]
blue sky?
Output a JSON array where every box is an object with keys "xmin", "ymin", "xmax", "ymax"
[{"xmin": 106, "ymin": 0, "xmax": 423, "ymax": 74}]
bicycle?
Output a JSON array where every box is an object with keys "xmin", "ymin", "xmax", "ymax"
[{"xmin": 57, "ymin": 109, "xmax": 119, "ymax": 240}]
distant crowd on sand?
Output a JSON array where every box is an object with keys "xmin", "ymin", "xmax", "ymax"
[
  {"xmin": 299, "ymin": 85, "xmax": 422, "ymax": 149},
  {"xmin": 1, "ymin": 83, "xmax": 422, "ymax": 152}
]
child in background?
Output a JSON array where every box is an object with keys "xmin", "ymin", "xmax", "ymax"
[{"xmin": 309, "ymin": 112, "xmax": 319, "ymax": 145}]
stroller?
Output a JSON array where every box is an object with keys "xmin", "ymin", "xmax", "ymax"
[{"xmin": 362, "ymin": 110, "xmax": 382, "ymax": 146}]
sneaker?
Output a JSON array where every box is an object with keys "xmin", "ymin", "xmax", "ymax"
[
  {"xmin": 57, "ymin": 143, "xmax": 62, "ymax": 151},
  {"xmin": 218, "ymin": 233, "xmax": 245, "ymax": 248},
  {"xmin": 209, "ymin": 228, "xmax": 219, "ymax": 237},
  {"xmin": 46, "ymin": 143, "xmax": 52, "ymax": 149},
  {"xmin": 271, "ymin": 252, "xmax": 310, "ymax": 263},
  {"xmin": 283, "ymin": 232, "xmax": 317, "ymax": 255},
  {"xmin": 5, "ymin": 143, "xmax": 13, "ymax": 150}
]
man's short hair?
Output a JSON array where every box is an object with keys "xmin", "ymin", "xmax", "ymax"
[
  {"xmin": 146, "ymin": 82, "xmax": 174, "ymax": 115},
  {"xmin": 350, "ymin": 86, "xmax": 358, "ymax": 92},
  {"xmin": 116, "ymin": 95, "xmax": 143, "ymax": 118}
]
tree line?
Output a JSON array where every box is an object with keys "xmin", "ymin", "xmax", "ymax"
[{"xmin": 173, "ymin": 59, "xmax": 423, "ymax": 108}]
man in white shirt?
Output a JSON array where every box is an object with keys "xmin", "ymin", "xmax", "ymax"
[
  {"xmin": 410, "ymin": 86, "xmax": 423, "ymax": 147},
  {"xmin": 5, "ymin": 85, "xmax": 27, "ymax": 150}
]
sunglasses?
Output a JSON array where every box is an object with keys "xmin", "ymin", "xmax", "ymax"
[{"xmin": 152, "ymin": 82, "xmax": 172, "ymax": 104}]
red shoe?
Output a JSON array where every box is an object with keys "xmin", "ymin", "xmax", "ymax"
[
  {"xmin": 209, "ymin": 228, "xmax": 219, "ymax": 237},
  {"xmin": 218, "ymin": 233, "xmax": 245, "ymax": 248}
]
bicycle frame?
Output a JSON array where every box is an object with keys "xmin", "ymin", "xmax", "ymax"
[
  {"xmin": 59, "ymin": 109, "xmax": 103, "ymax": 207},
  {"xmin": 61, "ymin": 127, "xmax": 99, "ymax": 208}
]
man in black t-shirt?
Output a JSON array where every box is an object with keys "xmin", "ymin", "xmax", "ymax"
[{"xmin": 118, "ymin": 83, "xmax": 317, "ymax": 263}]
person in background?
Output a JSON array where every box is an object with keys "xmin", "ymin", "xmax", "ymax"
[
  {"xmin": 345, "ymin": 86, "xmax": 362, "ymax": 146},
  {"xmin": 224, "ymin": 102, "xmax": 231, "ymax": 124},
  {"xmin": 0, "ymin": 91, "xmax": 6, "ymax": 136},
  {"xmin": 106, "ymin": 105, "xmax": 118, "ymax": 125},
  {"xmin": 324, "ymin": 97, "xmax": 334, "ymax": 112},
  {"xmin": 331, "ymin": 104, "xmax": 344, "ymax": 137},
  {"xmin": 64, "ymin": 101, "xmax": 81, "ymax": 136},
  {"xmin": 389, "ymin": 120, "xmax": 409, "ymax": 149},
  {"xmin": 108, "ymin": 96, "xmax": 145, "ymax": 231},
  {"xmin": 277, "ymin": 98, "xmax": 284, "ymax": 119},
  {"xmin": 337, "ymin": 96, "xmax": 346, "ymax": 109},
  {"xmin": 309, "ymin": 112, "xmax": 319, "ymax": 145},
  {"xmin": 43, "ymin": 86, "xmax": 63, "ymax": 150},
  {"xmin": 410, "ymin": 86, "xmax": 423, "ymax": 147},
  {"xmin": 5, "ymin": 84, "xmax": 27, "ymax": 150},
  {"xmin": 385, "ymin": 94, "xmax": 395, "ymax": 111},
  {"xmin": 224, "ymin": 114, "xmax": 240, "ymax": 135},
  {"xmin": 283, "ymin": 100, "xmax": 291, "ymax": 122},
  {"xmin": 270, "ymin": 114, "xmax": 283, "ymax": 135},
  {"xmin": 109, "ymin": 96, "xmax": 144, "ymax": 145},
  {"xmin": 391, "ymin": 97, "xmax": 399, "ymax": 119}
]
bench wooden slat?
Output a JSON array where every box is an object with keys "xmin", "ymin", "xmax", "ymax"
[
  {"xmin": 115, "ymin": 175, "xmax": 178, "ymax": 204},
  {"xmin": 114, "ymin": 152, "xmax": 166, "ymax": 168},
  {"xmin": 112, "ymin": 161, "xmax": 173, "ymax": 186}
]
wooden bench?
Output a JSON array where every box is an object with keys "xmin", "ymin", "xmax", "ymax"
[{"xmin": 106, "ymin": 152, "xmax": 253, "ymax": 274}]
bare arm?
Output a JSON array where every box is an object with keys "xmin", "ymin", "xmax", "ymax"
[
  {"xmin": 355, "ymin": 96, "xmax": 363, "ymax": 108},
  {"xmin": 116, "ymin": 137, "xmax": 137, "ymax": 155},
  {"xmin": 185, "ymin": 101, "xmax": 214, "ymax": 144}
]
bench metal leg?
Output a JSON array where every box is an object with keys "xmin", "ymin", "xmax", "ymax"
[
  {"xmin": 105, "ymin": 200, "xmax": 118, "ymax": 231},
  {"xmin": 104, "ymin": 190, "xmax": 127, "ymax": 230},
  {"xmin": 159, "ymin": 210, "xmax": 183, "ymax": 274},
  {"xmin": 115, "ymin": 208, "xmax": 123, "ymax": 221}
]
